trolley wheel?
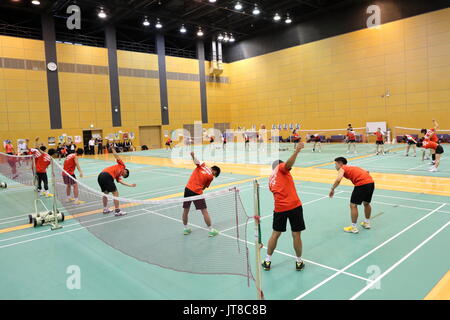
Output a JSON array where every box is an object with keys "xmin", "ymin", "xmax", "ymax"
[
  {"xmin": 60, "ymin": 212, "xmax": 65, "ymax": 222},
  {"xmin": 28, "ymin": 215, "xmax": 32, "ymax": 224},
  {"xmin": 32, "ymin": 218, "xmax": 37, "ymax": 228}
]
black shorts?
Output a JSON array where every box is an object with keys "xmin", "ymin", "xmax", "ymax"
[
  {"xmin": 348, "ymin": 140, "xmax": 356, "ymax": 143},
  {"xmin": 165, "ymin": 142, "xmax": 171, "ymax": 146},
  {"xmin": 183, "ymin": 188, "xmax": 207, "ymax": 210},
  {"xmin": 273, "ymin": 205, "xmax": 305, "ymax": 232},
  {"xmin": 407, "ymin": 140, "xmax": 415, "ymax": 145},
  {"xmin": 376, "ymin": 141, "xmax": 384, "ymax": 145},
  {"xmin": 435, "ymin": 145, "xmax": 444, "ymax": 155},
  {"xmin": 351, "ymin": 183, "xmax": 375, "ymax": 205},
  {"xmin": 97, "ymin": 172, "xmax": 117, "ymax": 193}
]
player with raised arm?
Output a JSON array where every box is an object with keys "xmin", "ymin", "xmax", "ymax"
[
  {"xmin": 263, "ymin": 142, "xmax": 306, "ymax": 271},
  {"xmin": 182, "ymin": 152, "xmax": 221, "ymax": 237}
]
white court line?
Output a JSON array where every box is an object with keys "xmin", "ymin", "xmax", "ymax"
[
  {"xmin": 349, "ymin": 220, "xmax": 450, "ymax": 300},
  {"xmin": 293, "ymin": 203, "xmax": 446, "ymax": 300}
]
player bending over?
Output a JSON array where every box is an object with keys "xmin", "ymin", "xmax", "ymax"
[
  {"xmin": 416, "ymin": 140, "xmax": 444, "ymax": 172},
  {"xmin": 421, "ymin": 119, "xmax": 439, "ymax": 164},
  {"xmin": 182, "ymin": 152, "xmax": 221, "ymax": 237},
  {"xmin": 97, "ymin": 148, "xmax": 136, "ymax": 216},
  {"xmin": 403, "ymin": 135, "xmax": 417, "ymax": 157},
  {"xmin": 329, "ymin": 157, "xmax": 375, "ymax": 234},
  {"xmin": 263, "ymin": 143, "xmax": 306, "ymax": 271}
]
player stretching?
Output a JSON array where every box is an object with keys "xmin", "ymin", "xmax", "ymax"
[
  {"xmin": 62, "ymin": 148, "xmax": 84, "ymax": 204},
  {"xmin": 416, "ymin": 140, "xmax": 444, "ymax": 172},
  {"xmin": 165, "ymin": 137, "xmax": 173, "ymax": 150},
  {"xmin": 329, "ymin": 157, "xmax": 375, "ymax": 234},
  {"xmin": 97, "ymin": 148, "xmax": 136, "ymax": 216},
  {"xmin": 263, "ymin": 143, "xmax": 306, "ymax": 271},
  {"xmin": 312, "ymin": 134, "xmax": 321, "ymax": 152},
  {"xmin": 421, "ymin": 119, "xmax": 439, "ymax": 164},
  {"xmin": 403, "ymin": 134, "xmax": 417, "ymax": 157},
  {"xmin": 182, "ymin": 152, "xmax": 221, "ymax": 237},
  {"xmin": 346, "ymin": 129, "xmax": 357, "ymax": 154},
  {"xmin": 374, "ymin": 128, "xmax": 385, "ymax": 155}
]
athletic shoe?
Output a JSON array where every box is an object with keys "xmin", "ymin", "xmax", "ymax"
[
  {"xmin": 262, "ymin": 260, "xmax": 271, "ymax": 271},
  {"xmin": 73, "ymin": 200, "xmax": 85, "ymax": 205},
  {"xmin": 429, "ymin": 167, "xmax": 437, "ymax": 172},
  {"xmin": 65, "ymin": 198, "xmax": 75, "ymax": 203},
  {"xmin": 405, "ymin": 154, "xmax": 409, "ymax": 156},
  {"xmin": 183, "ymin": 228, "xmax": 192, "ymax": 235},
  {"xmin": 103, "ymin": 208, "xmax": 112, "ymax": 214},
  {"xmin": 114, "ymin": 210, "xmax": 127, "ymax": 216},
  {"xmin": 296, "ymin": 261, "xmax": 305, "ymax": 271},
  {"xmin": 360, "ymin": 222, "xmax": 371, "ymax": 229},
  {"xmin": 44, "ymin": 192, "xmax": 53, "ymax": 197},
  {"xmin": 343, "ymin": 226, "xmax": 359, "ymax": 233},
  {"xmin": 208, "ymin": 229, "xmax": 219, "ymax": 237}
]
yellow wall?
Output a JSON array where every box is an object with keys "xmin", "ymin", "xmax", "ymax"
[{"xmin": 228, "ymin": 8, "xmax": 450, "ymax": 131}]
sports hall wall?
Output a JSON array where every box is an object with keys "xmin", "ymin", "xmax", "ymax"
[
  {"xmin": 227, "ymin": 8, "xmax": 450, "ymax": 136},
  {"xmin": 0, "ymin": 34, "xmax": 231, "ymax": 147}
]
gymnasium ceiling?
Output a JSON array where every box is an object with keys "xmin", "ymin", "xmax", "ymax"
[{"xmin": 0, "ymin": 0, "xmax": 365, "ymax": 54}]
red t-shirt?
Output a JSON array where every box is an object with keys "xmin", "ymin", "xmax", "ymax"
[
  {"xmin": 425, "ymin": 128, "xmax": 438, "ymax": 142},
  {"xmin": 269, "ymin": 163, "xmax": 302, "ymax": 213},
  {"xmin": 103, "ymin": 159, "xmax": 126, "ymax": 181},
  {"xmin": 30, "ymin": 148, "xmax": 52, "ymax": 173},
  {"xmin": 342, "ymin": 165, "xmax": 374, "ymax": 186},
  {"xmin": 186, "ymin": 163, "xmax": 214, "ymax": 194},
  {"xmin": 375, "ymin": 131, "xmax": 384, "ymax": 141},
  {"xmin": 63, "ymin": 154, "xmax": 77, "ymax": 175},
  {"xmin": 422, "ymin": 140, "xmax": 438, "ymax": 150},
  {"xmin": 5, "ymin": 144, "xmax": 13, "ymax": 153},
  {"xmin": 347, "ymin": 132, "xmax": 356, "ymax": 140}
]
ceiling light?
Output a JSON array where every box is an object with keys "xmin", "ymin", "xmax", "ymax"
[
  {"xmin": 273, "ymin": 13, "xmax": 281, "ymax": 21},
  {"xmin": 31, "ymin": 0, "xmax": 41, "ymax": 5},
  {"xmin": 252, "ymin": 4, "xmax": 260, "ymax": 15},
  {"xmin": 197, "ymin": 27, "xmax": 204, "ymax": 37},
  {"xmin": 180, "ymin": 24, "xmax": 187, "ymax": 33},
  {"xmin": 229, "ymin": 34, "xmax": 235, "ymax": 42},
  {"xmin": 155, "ymin": 19, "xmax": 162, "ymax": 29},
  {"xmin": 285, "ymin": 14, "xmax": 292, "ymax": 24},
  {"xmin": 223, "ymin": 33, "xmax": 230, "ymax": 42},
  {"xmin": 234, "ymin": 1, "xmax": 243, "ymax": 10},
  {"xmin": 98, "ymin": 8, "xmax": 107, "ymax": 19},
  {"xmin": 218, "ymin": 33, "xmax": 224, "ymax": 41},
  {"xmin": 208, "ymin": 0, "xmax": 217, "ymax": 3},
  {"xmin": 143, "ymin": 17, "xmax": 150, "ymax": 26}
]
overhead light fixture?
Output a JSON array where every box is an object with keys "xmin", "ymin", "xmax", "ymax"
[
  {"xmin": 98, "ymin": 8, "xmax": 107, "ymax": 19},
  {"xmin": 285, "ymin": 14, "xmax": 292, "ymax": 24},
  {"xmin": 229, "ymin": 34, "xmax": 235, "ymax": 42},
  {"xmin": 143, "ymin": 17, "xmax": 150, "ymax": 26},
  {"xmin": 208, "ymin": 0, "xmax": 217, "ymax": 3},
  {"xmin": 223, "ymin": 33, "xmax": 230, "ymax": 42},
  {"xmin": 180, "ymin": 24, "xmax": 187, "ymax": 33},
  {"xmin": 234, "ymin": 1, "xmax": 243, "ymax": 10},
  {"xmin": 273, "ymin": 13, "xmax": 281, "ymax": 21},
  {"xmin": 252, "ymin": 4, "xmax": 260, "ymax": 15},
  {"xmin": 155, "ymin": 18, "xmax": 162, "ymax": 29},
  {"xmin": 218, "ymin": 33, "xmax": 224, "ymax": 41},
  {"xmin": 197, "ymin": 27, "xmax": 204, "ymax": 37},
  {"xmin": 31, "ymin": 0, "xmax": 41, "ymax": 5}
]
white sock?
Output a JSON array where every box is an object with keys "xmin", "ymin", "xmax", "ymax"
[
  {"xmin": 296, "ymin": 257, "xmax": 303, "ymax": 263},
  {"xmin": 184, "ymin": 224, "xmax": 188, "ymax": 230},
  {"xmin": 365, "ymin": 218, "xmax": 370, "ymax": 223},
  {"xmin": 265, "ymin": 255, "xmax": 271, "ymax": 262},
  {"xmin": 352, "ymin": 223, "xmax": 357, "ymax": 228}
]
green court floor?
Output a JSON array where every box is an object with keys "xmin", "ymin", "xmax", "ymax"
[{"xmin": 0, "ymin": 145, "xmax": 449, "ymax": 300}]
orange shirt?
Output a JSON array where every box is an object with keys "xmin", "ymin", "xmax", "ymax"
[
  {"xmin": 5, "ymin": 144, "xmax": 13, "ymax": 153},
  {"xmin": 342, "ymin": 165, "xmax": 374, "ymax": 186},
  {"xmin": 422, "ymin": 140, "xmax": 438, "ymax": 150},
  {"xmin": 347, "ymin": 132, "xmax": 356, "ymax": 140},
  {"xmin": 425, "ymin": 128, "xmax": 438, "ymax": 142},
  {"xmin": 186, "ymin": 163, "xmax": 214, "ymax": 194},
  {"xmin": 103, "ymin": 159, "xmax": 126, "ymax": 181},
  {"xmin": 63, "ymin": 154, "xmax": 77, "ymax": 175},
  {"xmin": 375, "ymin": 131, "xmax": 384, "ymax": 141},
  {"xmin": 30, "ymin": 148, "xmax": 52, "ymax": 173},
  {"xmin": 269, "ymin": 163, "xmax": 302, "ymax": 212}
]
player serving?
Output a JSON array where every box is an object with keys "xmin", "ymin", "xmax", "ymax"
[
  {"xmin": 182, "ymin": 152, "xmax": 221, "ymax": 237},
  {"xmin": 329, "ymin": 157, "xmax": 375, "ymax": 234},
  {"xmin": 97, "ymin": 148, "xmax": 136, "ymax": 216}
]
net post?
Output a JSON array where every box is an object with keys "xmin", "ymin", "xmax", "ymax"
[
  {"xmin": 253, "ymin": 179, "xmax": 263, "ymax": 300},
  {"xmin": 50, "ymin": 159, "xmax": 62, "ymax": 230}
]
